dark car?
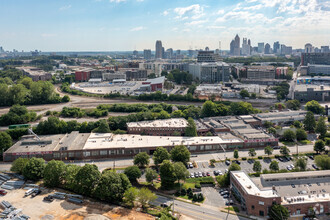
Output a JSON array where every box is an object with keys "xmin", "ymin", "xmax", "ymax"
[
  {"xmin": 160, "ymin": 203, "xmax": 168, "ymax": 208},
  {"xmin": 278, "ymin": 157, "xmax": 284, "ymax": 162},
  {"xmin": 308, "ymin": 155, "xmax": 314, "ymax": 160},
  {"xmin": 31, "ymin": 189, "xmax": 41, "ymax": 198},
  {"xmin": 0, "ymin": 190, "xmax": 7, "ymax": 196},
  {"xmin": 312, "ymin": 164, "xmax": 319, "ymax": 170},
  {"xmin": 235, "ymin": 160, "xmax": 241, "ymax": 165},
  {"xmin": 225, "ymin": 160, "xmax": 230, "ymax": 166},
  {"xmin": 43, "ymin": 195, "xmax": 54, "ymax": 202},
  {"xmin": 213, "ymin": 170, "xmax": 219, "ymax": 176}
]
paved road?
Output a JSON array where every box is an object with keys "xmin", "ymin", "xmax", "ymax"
[{"xmin": 152, "ymin": 194, "xmax": 249, "ymax": 220}]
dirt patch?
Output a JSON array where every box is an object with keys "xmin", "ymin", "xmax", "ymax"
[{"xmin": 1, "ymin": 188, "xmax": 154, "ymax": 220}]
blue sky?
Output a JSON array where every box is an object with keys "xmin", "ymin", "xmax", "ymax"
[{"xmin": 0, "ymin": 0, "xmax": 329, "ymax": 51}]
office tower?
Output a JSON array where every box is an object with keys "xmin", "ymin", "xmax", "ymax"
[
  {"xmin": 133, "ymin": 50, "xmax": 138, "ymax": 56},
  {"xmin": 176, "ymin": 50, "xmax": 181, "ymax": 55},
  {"xmin": 264, "ymin": 43, "xmax": 271, "ymax": 54},
  {"xmin": 321, "ymin": 46, "xmax": 329, "ymax": 53},
  {"xmin": 197, "ymin": 50, "xmax": 222, "ymax": 63},
  {"xmin": 248, "ymin": 39, "xmax": 251, "ymax": 46},
  {"xmin": 258, "ymin": 43, "xmax": 264, "ymax": 53},
  {"xmin": 242, "ymin": 38, "xmax": 250, "ymax": 55},
  {"xmin": 162, "ymin": 47, "xmax": 165, "ymax": 58},
  {"xmin": 143, "ymin": 49, "xmax": 151, "ymax": 60},
  {"xmin": 166, "ymin": 48, "xmax": 173, "ymax": 59},
  {"xmin": 273, "ymin": 41, "xmax": 280, "ymax": 54},
  {"xmin": 234, "ymin": 34, "xmax": 240, "ymax": 56},
  {"xmin": 155, "ymin": 40, "xmax": 163, "ymax": 59},
  {"xmin": 281, "ymin": 45, "xmax": 292, "ymax": 55},
  {"xmin": 230, "ymin": 40, "xmax": 235, "ymax": 55},
  {"xmin": 301, "ymin": 52, "xmax": 330, "ymax": 65},
  {"xmin": 305, "ymin": 43, "xmax": 314, "ymax": 53},
  {"xmin": 0, "ymin": 46, "xmax": 4, "ymax": 53}
]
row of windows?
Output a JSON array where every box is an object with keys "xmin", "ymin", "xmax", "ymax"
[{"xmin": 129, "ymin": 127, "xmax": 183, "ymax": 131}]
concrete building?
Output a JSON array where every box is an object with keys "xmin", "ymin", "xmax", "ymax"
[
  {"xmin": 245, "ymin": 66, "xmax": 275, "ymax": 79},
  {"xmin": 127, "ymin": 118, "xmax": 188, "ymax": 136},
  {"xmin": 281, "ymin": 44, "xmax": 292, "ymax": 55},
  {"xmin": 141, "ymin": 76, "xmax": 165, "ymax": 91},
  {"xmin": 155, "ymin": 40, "xmax": 163, "ymax": 59},
  {"xmin": 273, "ymin": 41, "xmax": 280, "ymax": 54},
  {"xmin": 258, "ymin": 43, "xmax": 264, "ymax": 53},
  {"xmin": 17, "ymin": 67, "xmax": 52, "ymax": 81},
  {"xmin": 294, "ymin": 84, "xmax": 330, "ymax": 102},
  {"xmin": 275, "ymin": 67, "xmax": 288, "ymax": 79},
  {"xmin": 254, "ymin": 110, "xmax": 307, "ymax": 125},
  {"xmin": 321, "ymin": 46, "xmax": 329, "ymax": 53},
  {"xmin": 188, "ymin": 62, "xmax": 230, "ymax": 83},
  {"xmin": 125, "ymin": 69, "xmax": 147, "ymax": 81},
  {"xmin": 143, "ymin": 49, "xmax": 152, "ymax": 60},
  {"xmin": 305, "ymin": 43, "xmax": 314, "ymax": 53},
  {"xmin": 303, "ymin": 64, "xmax": 330, "ymax": 75},
  {"xmin": 74, "ymin": 68, "xmax": 94, "ymax": 82},
  {"xmin": 102, "ymin": 72, "xmax": 126, "ymax": 81},
  {"xmin": 197, "ymin": 50, "xmax": 222, "ymax": 63},
  {"xmin": 301, "ymin": 53, "xmax": 330, "ymax": 66},
  {"xmin": 242, "ymin": 38, "xmax": 250, "ymax": 56},
  {"xmin": 264, "ymin": 43, "xmax": 271, "ymax": 54},
  {"xmin": 231, "ymin": 170, "xmax": 330, "ymax": 218},
  {"xmin": 3, "ymin": 132, "xmax": 242, "ymax": 162}
]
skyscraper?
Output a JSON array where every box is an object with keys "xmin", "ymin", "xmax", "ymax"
[
  {"xmin": 230, "ymin": 40, "xmax": 235, "ymax": 55},
  {"xmin": 258, "ymin": 43, "xmax": 264, "ymax": 53},
  {"xmin": 242, "ymin": 38, "xmax": 250, "ymax": 55},
  {"xmin": 273, "ymin": 41, "xmax": 280, "ymax": 54},
  {"xmin": 305, "ymin": 43, "xmax": 314, "ymax": 53},
  {"xmin": 234, "ymin": 34, "xmax": 240, "ymax": 56},
  {"xmin": 143, "ymin": 49, "xmax": 152, "ymax": 60},
  {"xmin": 155, "ymin": 40, "xmax": 163, "ymax": 59},
  {"xmin": 264, "ymin": 43, "xmax": 271, "ymax": 54}
]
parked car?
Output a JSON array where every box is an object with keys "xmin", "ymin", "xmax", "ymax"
[
  {"xmin": 234, "ymin": 160, "xmax": 241, "ymax": 165},
  {"xmin": 220, "ymin": 191, "xmax": 229, "ymax": 196},
  {"xmin": 24, "ymin": 188, "xmax": 36, "ymax": 197},
  {"xmin": 206, "ymin": 172, "xmax": 210, "ymax": 176},
  {"xmin": 190, "ymin": 173, "xmax": 194, "ymax": 178},
  {"xmin": 202, "ymin": 172, "xmax": 206, "ymax": 177},
  {"xmin": 0, "ymin": 190, "xmax": 7, "ymax": 196},
  {"xmin": 225, "ymin": 200, "xmax": 234, "ymax": 205},
  {"xmin": 198, "ymin": 172, "xmax": 203, "ymax": 177},
  {"xmin": 273, "ymin": 146, "xmax": 280, "ymax": 149},
  {"xmin": 225, "ymin": 169, "xmax": 228, "ymax": 173},
  {"xmin": 31, "ymin": 189, "xmax": 41, "ymax": 198},
  {"xmin": 160, "ymin": 203, "xmax": 168, "ymax": 208},
  {"xmin": 43, "ymin": 195, "xmax": 54, "ymax": 202},
  {"xmin": 223, "ymin": 194, "xmax": 229, "ymax": 198},
  {"xmin": 213, "ymin": 170, "xmax": 219, "ymax": 176},
  {"xmin": 218, "ymin": 170, "xmax": 223, "ymax": 175},
  {"xmin": 291, "ymin": 184, "xmax": 295, "ymax": 188},
  {"xmin": 312, "ymin": 164, "xmax": 319, "ymax": 170},
  {"xmin": 225, "ymin": 160, "xmax": 230, "ymax": 166},
  {"xmin": 308, "ymin": 155, "xmax": 314, "ymax": 160}
]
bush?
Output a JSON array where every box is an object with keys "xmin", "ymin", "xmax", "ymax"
[
  {"xmin": 242, "ymin": 157, "xmax": 247, "ymax": 160},
  {"xmin": 258, "ymin": 156, "xmax": 263, "ymax": 159},
  {"xmin": 195, "ymin": 183, "xmax": 201, "ymax": 189},
  {"xmin": 180, "ymin": 188, "xmax": 187, "ymax": 196}
]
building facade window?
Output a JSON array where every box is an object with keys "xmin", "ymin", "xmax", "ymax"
[
  {"xmin": 84, "ymin": 151, "xmax": 91, "ymax": 157},
  {"xmin": 100, "ymin": 150, "xmax": 107, "ymax": 156},
  {"xmin": 92, "ymin": 151, "xmax": 99, "ymax": 156}
]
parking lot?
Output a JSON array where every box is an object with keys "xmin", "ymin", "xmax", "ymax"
[{"xmin": 188, "ymin": 156, "xmax": 318, "ymax": 177}]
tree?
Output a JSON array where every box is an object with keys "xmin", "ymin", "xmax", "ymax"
[
  {"xmin": 173, "ymin": 162, "xmax": 189, "ymax": 183},
  {"xmin": 153, "ymin": 147, "xmax": 170, "ymax": 166},
  {"xmin": 185, "ymin": 117, "xmax": 197, "ymax": 137},
  {"xmin": 264, "ymin": 146, "xmax": 273, "ymax": 156},
  {"xmin": 145, "ymin": 168, "xmax": 158, "ymax": 184},
  {"xmin": 304, "ymin": 111, "xmax": 316, "ymax": 132},
  {"xmin": 159, "ymin": 160, "xmax": 176, "ymax": 189},
  {"xmin": 233, "ymin": 149, "xmax": 239, "ymax": 159},
  {"xmin": 248, "ymin": 148, "xmax": 256, "ymax": 157},
  {"xmin": 123, "ymin": 187, "xmax": 139, "ymax": 207},
  {"xmin": 293, "ymin": 120, "xmax": 302, "ymax": 128},
  {"xmin": 239, "ymin": 89, "xmax": 250, "ymax": 98},
  {"xmin": 93, "ymin": 119, "xmax": 110, "ymax": 133},
  {"xmin": 61, "ymin": 95, "xmax": 70, "ymax": 102},
  {"xmin": 93, "ymin": 171, "xmax": 131, "ymax": 202},
  {"xmin": 62, "ymin": 164, "xmax": 81, "ymax": 191},
  {"xmin": 0, "ymin": 132, "xmax": 12, "ymax": 154},
  {"xmin": 216, "ymin": 173, "xmax": 230, "ymax": 187},
  {"xmin": 315, "ymin": 155, "xmax": 330, "ymax": 170},
  {"xmin": 133, "ymin": 152, "xmax": 150, "ymax": 167},
  {"xmin": 282, "ymin": 130, "xmax": 296, "ymax": 142},
  {"xmin": 137, "ymin": 187, "xmax": 157, "ymax": 209},
  {"xmin": 295, "ymin": 157, "xmax": 307, "ymax": 171},
  {"xmin": 264, "ymin": 121, "xmax": 273, "ymax": 129},
  {"xmin": 22, "ymin": 157, "xmax": 46, "ymax": 181},
  {"xmin": 124, "ymin": 166, "xmax": 142, "ymax": 183},
  {"xmin": 269, "ymin": 204, "xmax": 290, "ymax": 220},
  {"xmin": 280, "ymin": 146, "xmax": 290, "ymax": 156},
  {"xmin": 268, "ymin": 127, "xmax": 277, "ymax": 135},
  {"xmin": 314, "ymin": 140, "xmax": 325, "ymax": 154},
  {"xmin": 286, "ymin": 99, "xmax": 300, "ymax": 110},
  {"xmin": 296, "ymin": 129, "xmax": 307, "ymax": 141},
  {"xmin": 74, "ymin": 164, "xmax": 101, "ymax": 196},
  {"xmin": 43, "ymin": 160, "xmax": 66, "ymax": 187},
  {"xmin": 229, "ymin": 163, "xmax": 241, "ymax": 171},
  {"xmin": 201, "ymin": 101, "xmax": 218, "ymax": 117},
  {"xmin": 253, "ymin": 161, "xmax": 262, "ymax": 172},
  {"xmin": 10, "ymin": 158, "xmax": 29, "ymax": 174},
  {"xmin": 269, "ymin": 161, "xmax": 279, "ymax": 171},
  {"xmin": 315, "ymin": 116, "xmax": 327, "ymax": 137},
  {"xmin": 305, "ymin": 100, "xmax": 325, "ymax": 114},
  {"xmin": 170, "ymin": 145, "xmax": 190, "ymax": 165}
]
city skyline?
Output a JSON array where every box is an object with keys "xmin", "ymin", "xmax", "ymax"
[{"xmin": 0, "ymin": 0, "xmax": 329, "ymax": 51}]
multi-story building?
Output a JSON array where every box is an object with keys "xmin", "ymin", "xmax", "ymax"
[
  {"xmin": 233, "ymin": 34, "xmax": 240, "ymax": 56},
  {"xmin": 17, "ymin": 67, "xmax": 52, "ymax": 81},
  {"xmin": 102, "ymin": 72, "xmax": 126, "ymax": 81},
  {"xmin": 143, "ymin": 49, "xmax": 152, "ymax": 60},
  {"xmin": 74, "ymin": 68, "xmax": 93, "ymax": 82},
  {"xmin": 305, "ymin": 43, "xmax": 314, "ymax": 53},
  {"xmin": 281, "ymin": 44, "xmax": 292, "ymax": 55},
  {"xmin": 264, "ymin": 43, "xmax": 271, "ymax": 54},
  {"xmin": 258, "ymin": 43, "xmax": 264, "ymax": 53},
  {"xmin": 197, "ymin": 50, "xmax": 222, "ymax": 63},
  {"xmin": 155, "ymin": 40, "xmax": 163, "ymax": 59},
  {"xmin": 301, "ymin": 52, "xmax": 330, "ymax": 66},
  {"xmin": 241, "ymin": 38, "xmax": 250, "ymax": 56},
  {"xmin": 141, "ymin": 76, "xmax": 165, "ymax": 91},
  {"xmin": 273, "ymin": 41, "xmax": 280, "ymax": 54},
  {"xmin": 188, "ymin": 62, "xmax": 230, "ymax": 83},
  {"xmin": 294, "ymin": 84, "xmax": 330, "ymax": 102},
  {"xmin": 125, "ymin": 69, "xmax": 147, "ymax": 81},
  {"xmin": 254, "ymin": 110, "xmax": 307, "ymax": 125},
  {"xmin": 321, "ymin": 46, "xmax": 329, "ymax": 53},
  {"xmin": 231, "ymin": 171, "xmax": 330, "ymax": 218},
  {"xmin": 243, "ymin": 66, "xmax": 275, "ymax": 79}
]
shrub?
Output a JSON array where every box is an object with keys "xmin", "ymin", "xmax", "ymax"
[
  {"xmin": 195, "ymin": 183, "xmax": 201, "ymax": 189},
  {"xmin": 242, "ymin": 157, "xmax": 247, "ymax": 160},
  {"xmin": 180, "ymin": 188, "xmax": 187, "ymax": 196},
  {"xmin": 258, "ymin": 156, "xmax": 263, "ymax": 159}
]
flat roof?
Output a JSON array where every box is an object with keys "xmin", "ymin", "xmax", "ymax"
[
  {"xmin": 127, "ymin": 118, "xmax": 188, "ymax": 128},
  {"xmin": 83, "ymin": 134, "xmax": 242, "ymax": 150},
  {"xmin": 231, "ymin": 171, "xmax": 278, "ymax": 198},
  {"xmin": 295, "ymin": 84, "xmax": 330, "ymax": 92}
]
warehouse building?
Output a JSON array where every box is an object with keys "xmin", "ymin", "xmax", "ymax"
[
  {"xmin": 231, "ymin": 170, "xmax": 330, "ymax": 218},
  {"xmin": 4, "ymin": 132, "xmax": 243, "ymax": 162},
  {"xmin": 17, "ymin": 67, "xmax": 52, "ymax": 81},
  {"xmin": 254, "ymin": 110, "xmax": 307, "ymax": 126}
]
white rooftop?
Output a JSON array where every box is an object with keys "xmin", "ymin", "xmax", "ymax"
[
  {"xmin": 127, "ymin": 118, "xmax": 188, "ymax": 128},
  {"xmin": 231, "ymin": 171, "xmax": 278, "ymax": 198}
]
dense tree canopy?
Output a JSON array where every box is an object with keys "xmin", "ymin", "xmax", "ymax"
[
  {"xmin": 74, "ymin": 164, "xmax": 101, "ymax": 196},
  {"xmin": 153, "ymin": 147, "xmax": 170, "ymax": 166},
  {"xmin": 43, "ymin": 160, "xmax": 66, "ymax": 187},
  {"xmin": 159, "ymin": 160, "xmax": 176, "ymax": 189},
  {"xmin": 185, "ymin": 117, "xmax": 197, "ymax": 137},
  {"xmin": 22, "ymin": 157, "xmax": 46, "ymax": 181},
  {"xmin": 133, "ymin": 152, "xmax": 150, "ymax": 167},
  {"xmin": 0, "ymin": 132, "xmax": 12, "ymax": 153},
  {"xmin": 305, "ymin": 100, "xmax": 325, "ymax": 114},
  {"xmin": 124, "ymin": 166, "xmax": 142, "ymax": 183},
  {"xmin": 170, "ymin": 145, "xmax": 191, "ymax": 165},
  {"xmin": 304, "ymin": 111, "xmax": 316, "ymax": 132}
]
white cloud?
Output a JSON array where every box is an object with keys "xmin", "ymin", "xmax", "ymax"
[
  {"xmin": 130, "ymin": 26, "xmax": 146, "ymax": 31},
  {"xmin": 216, "ymin": 9, "xmax": 225, "ymax": 15},
  {"xmin": 185, "ymin": 20, "xmax": 207, "ymax": 26},
  {"xmin": 206, "ymin": 25, "xmax": 225, "ymax": 29},
  {"xmin": 162, "ymin": 10, "xmax": 169, "ymax": 16},
  {"xmin": 174, "ymin": 4, "xmax": 204, "ymax": 20},
  {"xmin": 59, "ymin": 5, "xmax": 71, "ymax": 11},
  {"xmin": 109, "ymin": 0, "xmax": 126, "ymax": 3}
]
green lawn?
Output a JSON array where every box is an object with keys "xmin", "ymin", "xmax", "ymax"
[
  {"xmin": 225, "ymin": 206, "xmax": 240, "ymax": 213},
  {"xmin": 139, "ymin": 181, "xmax": 161, "ymax": 189},
  {"xmin": 280, "ymin": 141, "xmax": 295, "ymax": 146},
  {"xmin": 298, "ymin": 140, "xmax": 311, "ymax": 145},
  {"xmin": 183, "ymin": 182, "xmax": 195, "ymax": 189}
]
